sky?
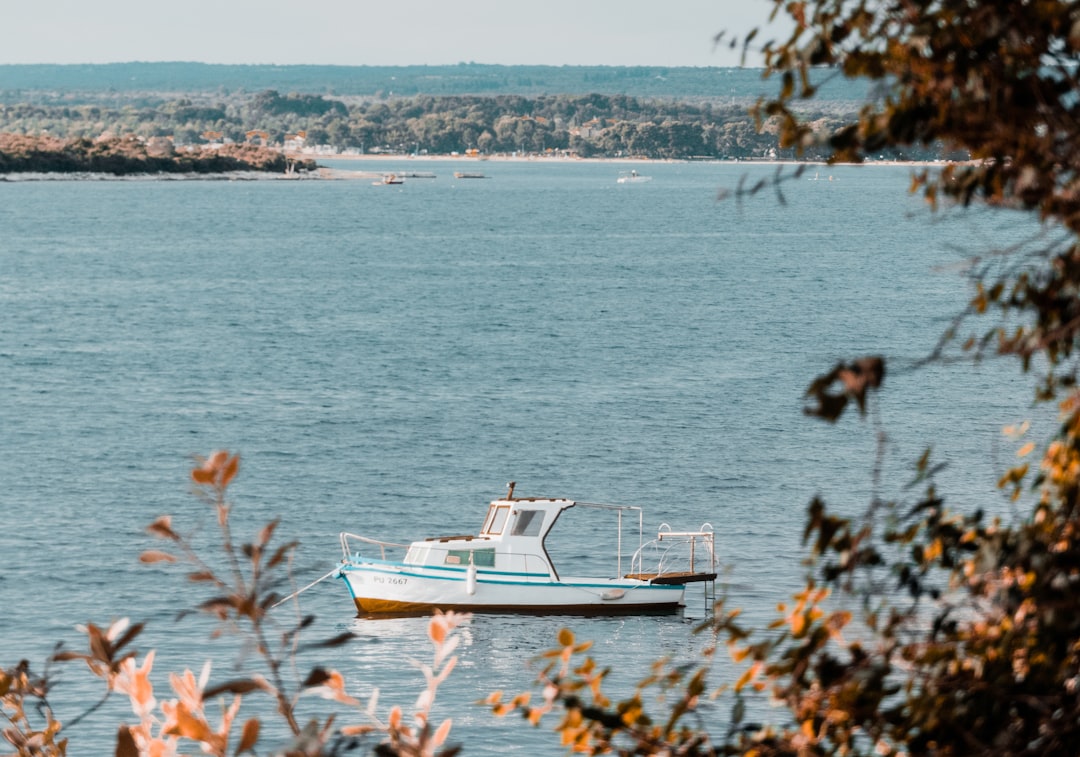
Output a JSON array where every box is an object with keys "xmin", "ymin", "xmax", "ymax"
[{"xmin": 1, "ymin": 1, "xmax": 784, "ymax": 67}]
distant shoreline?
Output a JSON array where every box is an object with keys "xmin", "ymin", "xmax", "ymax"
[
  {"xmin": 308, "ymin": 153, "xmax": 957, "ymax": 181},
  {"xmin": 0, "ymin": 170, "xmax": 322, "ymax": 182},
  {"xmin": 0, "ymin": 134, "xmax": 319, "ymax": 179},
  {"xmin": 305, "ymin": 151, "xmax": 955, "ymax": 166},
  {"xmin": 0, "ymin": 149, "xmax": 960, "ymax": 182}
]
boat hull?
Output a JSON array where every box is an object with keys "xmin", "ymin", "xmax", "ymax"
[{"xmin": 337, "ymin": 559, "xmax": 685, "ymax": 616}]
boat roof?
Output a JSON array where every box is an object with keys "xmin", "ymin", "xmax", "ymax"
[
  {"xmin": 479, "ymin": 493, "xmax": 642, "ymax": 542},
  {"xmin": 494, "ymin": 496, "xmax": 573, "ymax": 506}
]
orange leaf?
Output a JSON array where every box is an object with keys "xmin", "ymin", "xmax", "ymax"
[
  {"xmin": 146, "ymin": 516, "xmax": 178, "ymax": 540},
  {"xmin": 256, "ymin": 520, "xmax": 277, "ymax": 547},
  {"xmin": 115, "ymin": 725, "xmax": 139, "ymax": 757},
  {"xmin": 428, "ymin": 616, "xmax": 447, "ymax": 645},
  {"xmin": 432, "ymin": 718, "xmax": 452, "ymax": 747},
  {"xmin": 734, "ymin": 661, "xmax": 762, "ymax": 693},
  {"xmin": 140, "ymin": 550, "xmax": 177, "ymax": 564},
  {"xmin": 341, "ymin": 724, "xmax": 377, "ymax": 736},
  {"xmin": 221, "ymin": 454, "xmax": 240, "ymax": 486},
  {"xmin": 192, "ymin": 468, "xmax": 215, "ymax": 485},
  {"xmin": 167, "ymin": 702, "xmax": 214, "ymax": 743},
  {"xmin": 236, "ymin": 718, "xmax": 259, "ymax": 754}
]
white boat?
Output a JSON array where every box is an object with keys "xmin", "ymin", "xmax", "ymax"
[
  {"xmin": 617, "ymin": 169, "xmax": 652, "ymax": 184},
  {"xmin": 335, "ymin": 483, "xmax": 717, "ymax": 616}
]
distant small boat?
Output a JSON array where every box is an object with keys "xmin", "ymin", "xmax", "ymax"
[
  {"xmin": 617, "ymin": 169, "xmax": 652, "ymax": 184},
  {"xmin": 454, "ymin": 172, "xmax": 487, "ymax": 179},
  {"xmin": 374, "ymin": 173, "xmax": 404, "ymax": 185}
]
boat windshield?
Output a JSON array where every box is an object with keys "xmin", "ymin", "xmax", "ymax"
[
  {"xmin": 481, "ymin": 504, "xmax": 511, "ymax": 535},
  {"xmin": 511, "ymin": 509, "xmax": 544, "ymax": 536}
]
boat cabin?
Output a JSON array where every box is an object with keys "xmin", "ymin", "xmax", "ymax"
[{"xmin": 404, "ymin": 496, "xmax": 577, "ymax": 580}]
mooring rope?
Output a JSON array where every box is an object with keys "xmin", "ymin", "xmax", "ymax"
[{"xmin": 271, "ymin": 567, "xmax": 341, "ymax": 609}]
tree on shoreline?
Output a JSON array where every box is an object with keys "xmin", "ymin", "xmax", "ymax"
[
  {"xmin": 0, "ymin": 133, "xmax": 317, "ymax": 175},
  {"xmin": 0, "ymin": 91, "xmax": 879, "ymax": 162}
]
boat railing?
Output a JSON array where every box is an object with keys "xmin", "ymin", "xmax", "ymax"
[
  {"xmin": 574, "ymin": 502, "xmax": 643, "ymax": 578},
  {"xmin": 628, "ymin": 523, "xmax": 716, "ymax": 579},
  {"xmin": 657, "ymin": 522, "xmax": 716, "ymax": 574},
  {"xmin": 339, "ymin": 532, "xmax": 410, "ymax": 561}
]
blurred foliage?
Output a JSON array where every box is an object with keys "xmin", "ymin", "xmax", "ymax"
[
  {"xmin": 489, "ymin": 2, "xmax": 1080, "ymax": 756},
  {"xmin": 2, "ymin": 452, "xmax": 468, "ymax": 756}
]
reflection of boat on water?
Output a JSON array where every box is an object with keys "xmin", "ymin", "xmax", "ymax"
[
  {"xmin": 373, "ymin": 173, "xmax": 404, "ymax": 185},
  {"xmin": 453, "ymin": 172, "xmax": 487, "ymax": 179},
  {"xmin": 334, "ymin": 482, "xmax": 717, "ymax": 616},
  {"xmin": 617, "ymin": 169, "xmax": 652, "ymax": 184}
]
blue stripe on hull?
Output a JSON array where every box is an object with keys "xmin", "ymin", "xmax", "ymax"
[{"xmin": 339, "ymin": 562, "xmax": 684, "ymax": 592}]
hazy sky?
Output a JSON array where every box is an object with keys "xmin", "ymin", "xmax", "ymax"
[{"xmin": 2, "ymin": 1, "xmax": 783, "ymax": 67}]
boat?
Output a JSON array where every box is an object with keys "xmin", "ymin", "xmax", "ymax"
[
  {"xmin": 335, "ymin": 482, "xmax": 717, "ymax": 615},
  {"xmin": 453, "ymin": 171, "xmax": 487, "ymax": 179},
  {"xmin": 617, "ymin": 169, "xmax": 652, "ymax": 184},
  {"xmin": 373, "ymin": 173, "xmax": 404, "ymax": 185}
]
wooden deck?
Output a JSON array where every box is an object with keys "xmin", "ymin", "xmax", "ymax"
[{"xmin": 624, "ymin": 571, "xmax": 717, "ymax": 586}]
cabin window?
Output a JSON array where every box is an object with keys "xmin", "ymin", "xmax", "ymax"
[
  {"xmin": 511, "ymin": 509, "xmax": 544, "ymax": 536},
  {"xmin": 444, "ymin": 548, "xmax": 495, "ymax": 567},
  {"xmin": 481, "ymin": 504, "xmax": 511, "ymax": 535}
]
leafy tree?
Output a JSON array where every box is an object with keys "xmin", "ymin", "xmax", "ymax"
[{"xmin": 490, "ymin": 3, "xmax": 1080, "ymax": 755}]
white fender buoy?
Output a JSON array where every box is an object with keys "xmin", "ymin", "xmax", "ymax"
[{"xmin": 466, "ymin": 562, "xmax": 477, "ymax": 596}]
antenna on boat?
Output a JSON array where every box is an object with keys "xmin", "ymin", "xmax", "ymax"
[{"xmin": 506, "ymin": 481, "xmax": 516, "ymax": 500}]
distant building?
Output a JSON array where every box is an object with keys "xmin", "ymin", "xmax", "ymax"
[{"xmin": 576, "ymin": 118, "xmax": 606, "ymax": 138}]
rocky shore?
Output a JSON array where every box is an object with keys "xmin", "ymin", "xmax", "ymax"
[{"xmin": 0, "ymin": 133, "xmax": 318, "ymax": 176}]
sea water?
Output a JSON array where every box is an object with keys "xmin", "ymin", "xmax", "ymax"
[{"xmin": 0, "ymin": 160, "xmax": 1051, "ymax": 753}]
